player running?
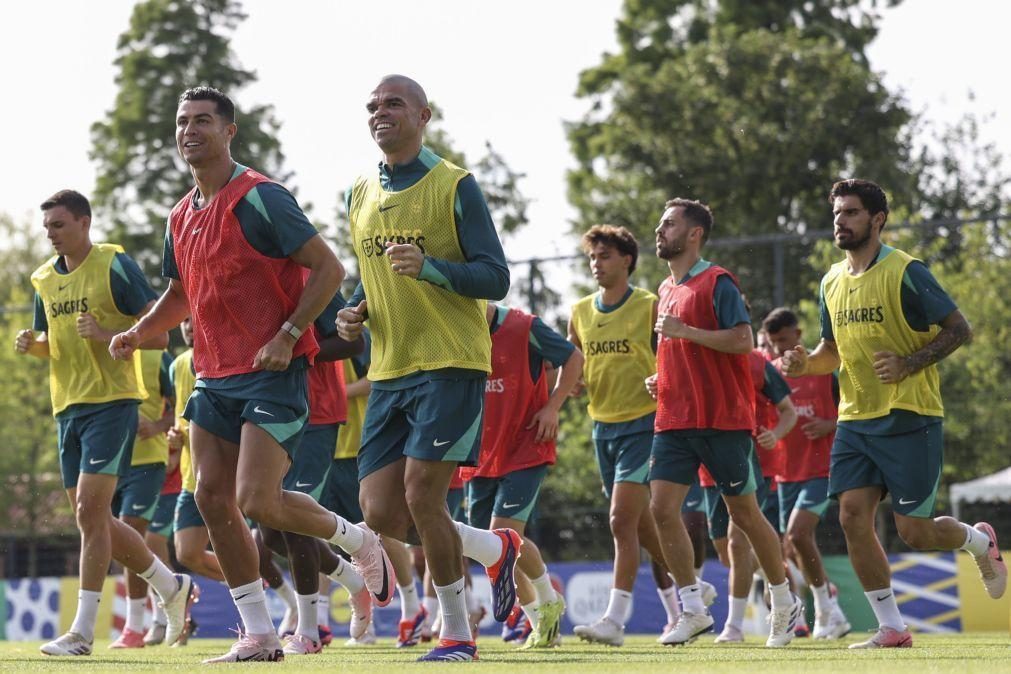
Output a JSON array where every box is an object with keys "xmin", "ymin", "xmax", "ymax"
[{"xmin": 782, "ymin": 179, "xmax": 1006, "ymax": 648}]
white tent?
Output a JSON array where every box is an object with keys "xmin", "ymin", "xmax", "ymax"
[{"xmin": 950, "ymin": 466, "xmax": 1011, "ymax": 520}]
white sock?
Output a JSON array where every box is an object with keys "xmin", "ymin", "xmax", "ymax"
[
  {"xmin": 435, "ymin": 578, "xmax": 472, "ymax": 642},
  {"xmin": 273, "ymin": 578, "xmax": 298, "ymax": 611},
  {"xmin": 399, "ymin": 581, "xmax": 420, "ymax": 619},
  {"xmin": 126, "ymin": 597, "xmax": 146, "ymax": 632},
  {"xmin": 327, "ymin": 514, "xmax": 366, "ymax": 554},
  {"xmin": 422, "ymin": 596, "xmax": 440, "ymax": 624},
  {"xmin": 960, "ymin": 523, "xmax": 991, "ymax": 557},
  {"xmin": 694, "ymin": 566, "xmax": 703, "ymax": 580},
  {"xmin": 454, "ymin": 522, "xmax": 503, "ymax": 567},
  {"xmin": 150, "ymin": 588, "xmax": 167, "ymax": 626},
  {"xmin": 657, "ymin": 585, "xmax": 681, "ymax": 624},
  {"xmin": 230, "ymin": 580, "xmax": 275, "ymax": 635},
  {"xmin": 530, "ymin": 571, "xmax": 557, "ymax": 605},
  {"xmin": 137, "ymin": 558, "xmax": 178, "ymax": 602},
  {"xmin": 602, "ymin": 588, "xmax": 632, "ymax": 626},
  {"xmin": 328, "ymin": 556, "xmax": 365, "ymax": 594},
  {"xmin": 768, "ymin": 580, "xmax": 792, "ymax": 611},
  {"xmin": 295, "ymin": 592, "xmax": 318, "ymax": 640},
  {"xmin": 811, "ymin": 583, "xmax": 832, "ymax": 615},
  {"xmin": 727, "ymin": 595, "xmax": 747, "ymax": 630},
  {"xmin": 865, "ymin": 587, "xmax": 904, "ymax": 631},
  {"xmin": 679, "ymin": 583, "xmax": 705, "ymax": 615},
  {"xmin": 521, "ymin": 600, "xmax": 540, "ymax": 628},
  {"xmin": 70, "ymin": 589, "xmax": 102, "ymax": 642},
  {"xmin": 317, "ymin": 592, "xmax": 330, "ymax": 626}
]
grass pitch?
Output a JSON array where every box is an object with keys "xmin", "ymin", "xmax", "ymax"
[{"xmin": 1, "ymin": 633, "xmax": 1008, "ymax": 672}]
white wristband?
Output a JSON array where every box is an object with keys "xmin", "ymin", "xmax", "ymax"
[{"xmin": 281, "ymin": 321, "xmax": 302, "ymax": 340}]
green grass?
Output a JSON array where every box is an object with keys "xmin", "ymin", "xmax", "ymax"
[{"xmin": 2, "ymin": 633, "xmax": 1008, "ymax": 672}]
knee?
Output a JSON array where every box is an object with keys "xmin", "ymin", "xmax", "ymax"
[
  {"xmin": 360, "ymin": 501, "xmax": 402, "ymax": 539},
  {"xmin": 786, "ymin": 526, "xmax": 811, "ymax": 551},
  {"xmin": 194, "ymin": 483, "xmax": 233, "ymax": 520},
  {"xmin": 648, "ymin": 500, "xmax": 673, "ymax": 529},
  {"xmin": 74, "ymin": 496, "xmax": 109, "ymax": 533},
  {"xmin": 235, "ymin": 485, "xmax": 277, "ymax": 526},
  {"xmin": 175, "ymin": 542, "xmax": 201, "ymax": 570},
  {"xmin": 838, "ymin": 504, "xmax": 872, "ymax": 537},
  {"xmin": 896, "ymin": 520, "xmax": 932, "ymax": 550},
  {"xmin": 610, "ymin": 511, "xmax": 639, "ymax": 540},
  {"xmin": 260, "ymin": 527, "xmax": 287, "ymax": 557}
]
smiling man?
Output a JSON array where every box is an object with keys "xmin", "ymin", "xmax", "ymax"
[
  {"xmin": 17, "ymin": 190, "xmax": 194, "ymax": 657},
  {"xmin": 781, "ymin": 178, "xmax": 1006, "ymax": 648},
  {"xmin": 109, "ymin": 86, "xmax": 387, "ymax": 663},
  {"xmin": 336, "ymin": 74, "xmax": 514, "ymax": 662}
]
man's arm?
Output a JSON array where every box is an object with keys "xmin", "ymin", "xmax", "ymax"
[
  {"xmin": 566, "ymin": 315, "xmax": 586, "ymax": 396},
  {"xmin": 756, "ymin": 396, "xmax": 798, "ymax": 449},
  {"xmin": 110, "ymin": 279, "xmax": 191, "ymax": 360},
  {"xmin": 782, "ymin": 339, "xmax": 841, "ymax": 377},
  {"xmin": 655, "ymin": 317, "xmax": 753, "ymax": 354},
  {"xmin": 313, "ymin": 289, "xmax": 364, "ymax": 362},
  {"xmin": 875, "ymin": 309, "xmax": 971, "ymax": 384}
]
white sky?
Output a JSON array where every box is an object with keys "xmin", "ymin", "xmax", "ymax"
[{"xmin": 1, "ymin": 0, "xmax": 1008, "ymax": 302}]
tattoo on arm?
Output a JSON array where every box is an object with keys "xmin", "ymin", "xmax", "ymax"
[{"xmin": 904, "ymin": 313, "xmax": 971, "ymax": 375}]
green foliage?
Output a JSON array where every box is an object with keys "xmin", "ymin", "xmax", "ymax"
[
  {"xmin": 90, "ymin": 0, "xmax": 289, "ymax": 278},
  {"xmin": 0, "ymin": 213, "xmax": 72, "ymax": 536}
]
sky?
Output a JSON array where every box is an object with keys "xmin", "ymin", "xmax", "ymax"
[{"xmin": 1, "ymin": 0, "xmax": 1008, "ymax": 304}]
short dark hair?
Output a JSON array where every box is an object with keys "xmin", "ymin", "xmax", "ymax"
[
  {"xmin": 665, "ymin": 198, "xmax": 714, "ymax": 244},
  {"xmin": 762, "ymin": 307, "xmax": 799, "ymax": 334},
  {"xmin": 40, "ymin": 190, "xmax": 91, "ymax": 219},
  {"xmin": 179, "ymin": 86, "xmax": 235, "ymax": 123},
  {"xmin": 581, "ymin": 224, "xmax": 639, "ymax": 273},
  {"xmin": 829, "ymin": 179, "xmax": 889, "ymax": 223}
]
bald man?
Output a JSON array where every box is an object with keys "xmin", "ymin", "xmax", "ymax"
[{"xmin": 336, "ymin": 74, "xmax": 515, "ymax": 662}]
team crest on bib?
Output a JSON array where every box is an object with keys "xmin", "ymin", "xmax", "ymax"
[{"xmin": 362, "ymin": 238, "xmax": 374, "ymax": 257}]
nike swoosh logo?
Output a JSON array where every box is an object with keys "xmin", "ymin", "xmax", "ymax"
[
  {"xmin": 848, "ymin": 287, "xmax": 860, "ymax": 294},
  {"xmin": 876, "ymin": 593, "xmax": 892, "ymax": 601},
  {"xmin": 898, "ymin": 498, "xmax": 917, "ymax": 505},
  {"xmin": 89, "ymin": 458, "xmax": 107, "ymax": 465},
  {"xmin": 597, "ymin": 322, "xmax": 610, "ymax": 328},
  {"xmin": 502, "ymin": 502, "xmax": 521, "ymax": 509},
  {"xmin": 132, "ymin": 503, "xmax": 147, "ymax": 510},
  {"xmin": 253, "ymin": 405, "xmax": 274, "ymax": 417},
  {"xmin": 729, "ymin": 480, "xmax": 744, "ymax": 488},
  {"xmin": 378, "ymin": 204, "xmax": 399, "ymax": 213},
  {"xmin": 58, "ymin": 283, "xmax": 70, "ymax": 291},
  {"xmin": 433, "ymin": 439, "xmax": 450, "ymax": 447},
  {"xmin": 685, "ymin": 500, "xmax": 700, "ymax": 507},
  {"xmin": 192, "ymin": 227, "xmax": 203, "ymax": 235},
  {"xmin": 374, "ymin": 557, "xmax": 391, "ymax": 604},
  {"xmin": 295, "ymin": 481, "xmax": 312, "ymax": 488},
  {"xmin": 233, "ymin": 592, "xmax": 250, "ymax": 601}
]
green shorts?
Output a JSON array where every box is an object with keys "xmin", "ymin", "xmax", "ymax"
[
  {"xmin": 111, "ymin": 462, "xmax": 166, "ymax": 522},
  {"xmin": 57, "ymin": 401, "xmax": 139, "ymax": 488},
  {"xmin": 467, "ymin": 464, "xmax": 549, "ymax": 528},
  {"xmin": 184, "ymin": 366, "xmax": 309, "ymax": 458},
  {"xmin": 149, "ymin": 491, "xmax": 180, "ymax": 537},
  {"xmin": 283, "ymin": 423, "xmax": 337, "ymax": 502},
  {"xmin": 830, "ymin": 421, "xmax": 943, "ymax": 518},
  {"xmin": 682, "ymin": 480, "xmax": 705, "ymax": 514},
  {"xmin": 173, "ymin": 489, "xmax": 205, "ymax": 532},
  {"xmin": 778, "ymin": 478, "xmax": 830, "ymax": 532},
  {"xmin": 320, "ymin": 457, "xmax": 363, "ymax": 523},
  {"xmin": 357, "ymin": 378, "xmax": 485, "ymax": 480},
  {"xmin": 703, "ymin": 450, "xmax": 768, "ymax": 540},
  {"xmin": 650, "ymin": 429, "xmax": 758, "ymax": 497},
  {"xmin": 447, "ymin": 487, "xmax": 467, "ymax": 523},
  {"xmin": 593, "ymin": 431, "xmax": 652, "ymax": 499}
]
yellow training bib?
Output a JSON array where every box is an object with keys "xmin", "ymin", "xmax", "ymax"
[
  {"xmin": 131, "ymin": 349, "xmax": 170, "ymax": 466},
  {"xmin": 334, "ymin": 359, "xmax": 366, "ymax": 459},
  {"xmin": 171, "ymin": 349, "xmax": 198, "ymax": 492}
]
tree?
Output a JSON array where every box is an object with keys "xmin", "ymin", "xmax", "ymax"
[
  {"xmin": 90, "ymin": 0, "xmax": 290, "ymax": 278},
  {"xmin": 567, "ymin": 0, "xmax": 913, "ymax": 307}
]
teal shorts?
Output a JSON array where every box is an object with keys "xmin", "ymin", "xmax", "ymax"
[
  {"xmin": 149, "ymin": 491, "xmax": 180, "ymax": 537},
  {"xmin": 111, "ymin": 462, "xmax": 166, "ymax": 522},
  {"xmin": 682, "ymin": 480, "xmax": 705, "ymax": 514},
  {"xmin": 703, "ymin": 450, "xmax": 768, "ymax": 540},
  {"xmin": 57, "ymin": 401, "xmax": 139, "ymax": 488},
  {"xmin": 173, "ymin": 489, "xmax": 205, "ymax": 532},
  {"xmin": 650, "ymin": 429, "xmax": 758, "ymax": 497},
  {"xmin": 447, "ymin": 487, "xmax": 467, "ymax": 523},
  {"xmin": 320, "ymin": 457, "xmax": 363, "ymax": 523},
  {"xmin": 357, "ymin": 378, "xmax": 485, "ymax": 480},
  {"xmin": 593, "ymin": 431, "xmax": 652, "ymax": 499},
  {"xmin": 778, "ymin": 478, "xmax": 830, "ymax": 532},
  {"xmin": 830, "ymin": 421, "xmax": 943, "ymax": 518},
  {"xmin": 283, "ymin": 423, "xmax": 337, "ymax": 502},
  {"xmin": 467, "ymin": 464, "xmax": 549, "ymax": 528},
  {"xmin": 184, "ymin": 367, "xmax": 309, "ymax": 458}
]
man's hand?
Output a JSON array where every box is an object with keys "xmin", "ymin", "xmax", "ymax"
[
  {"xmin": 167, "ymin": 426, "xmax": 185, "ymax": 452},
  {"xmin": 755, "ymin": 426, "xmax": 778, "ymax": 449},
  {"xmin": 802, "ymin": 417, "xmax": 836, "ymax": 440},
  {"xmin": 645, "ymin": 373, "xmax": 658, "ymax": 400},
  {"xmin": 655, "ymin": 313, "xmax": 689, "ymax": 339},
  {"xmin": 137, "ymin": 418, "xmax": 160, "ymax": 440},
  {"xmin": 385, "ymin": 242, "xmax": 424, "ymax": 279},
  {"xmin": 14, "ymin": 329, "xmax": 34, "ymax": 354},
  {"xmin": 76, "ymin": 312, "xmax": 112, "ymax": 343},
  {"xmin": 527, "ymin": 406, "xmax": 560, "ymax": 443},
  {"xmin": 336, "ymin": 300, "xmax": 367, "ymax": 341},
  {"xmin": 781, "ymin": 345, "xmax": 809, "ymax": 377},
  {"xmin": 109, "ymin": 329, "xmax": 142, "ymax": 360},
  {"xmin": 252, "ymin": 332, "xmax": 295, "ymax": 371},
  {"xmin": 873, "ymin": 350, "xmax": 910, "ymax": 384}
]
